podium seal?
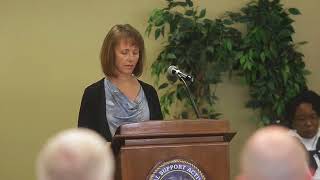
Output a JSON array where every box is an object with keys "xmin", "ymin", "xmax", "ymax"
[{"xmin": 148, "ymin": 159, "xmax": 206, "ymax": 180}]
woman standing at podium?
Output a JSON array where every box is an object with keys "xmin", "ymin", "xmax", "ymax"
[{"xmin": 78, "ymin": 24, "xmax": 163, "ymax": 141}]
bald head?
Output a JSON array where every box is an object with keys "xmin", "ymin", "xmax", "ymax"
[
  {"xmin": 238, "ymin": 126, "xmax": 311, "ymax": 180},
  {"xmin": 37, "ymin": 128, "xmax": 114, "ymax": 180}
]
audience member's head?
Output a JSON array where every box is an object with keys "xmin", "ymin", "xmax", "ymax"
[
  {"xmin": 36, "ymin": 128, "xmax": 114, "ymax": 180},
  {"xmin": 285, "ymin": 90, "xmax": 320, "ymax": 138},
  {"xmin": 237, "ymin": 126, "xmax": 311, "ymax": 180}
]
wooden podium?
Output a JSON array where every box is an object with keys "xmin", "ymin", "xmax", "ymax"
[{"xmin": 112, "ymin": 119, "xmax": 236, "ymax": 180}]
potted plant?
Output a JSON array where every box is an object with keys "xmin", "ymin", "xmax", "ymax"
[
  {"xmin": 228, "ymin": 0, "xmax": 309, "ymax": 125},
  {"xmin": 146, "ymin": 0, "xmax": 242, "ymax": 119}
]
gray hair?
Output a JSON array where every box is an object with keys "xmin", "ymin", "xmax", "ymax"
[{"xmin": 36, "ymin": 128, "xmax": 114, "ymax": 180}]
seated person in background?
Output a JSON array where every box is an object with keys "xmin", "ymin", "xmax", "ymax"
[
  {"xmin": 36, "ymin": 128, "xmax": 114, "ymax": 180},
  {"xmin": 286, "ymin": 90, "xmax": 320, "ymax": 179},
  {"xmin": 78, "ymin": 24, "xmax": 163, "ymax": 141},
  {"xmin": 237, "ymin": 126, "xmax": 311, "ymax": 180}
]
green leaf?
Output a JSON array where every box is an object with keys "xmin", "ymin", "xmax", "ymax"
[
  {"xmin": 303, "ymin": 69, "xmax": 311, "ymax": 75},
  {"xmin": 145, "ymin": 25, "xmax": 152, "ymax": 37},
  {"xmin": 155, "ymin": 28, "xmax": 161, "ymax": 40},
  {"xmin": 203, "ymin": 18, "xmax": 213, "ymax": 25},
  {"xmin": 240, "ymin": 55, "xmax": 246, "ymax": 65},
  {"xmin": 296, "ymin": 41, "xmax": 308, "ymax": 46},
  {"xmin": 235, "ymin": 52, "xmax": 243, "ymax": 60},
  {"xmin": 181, "ymin": 111, "xmax": 188, "ymax": 119},
  {"xmin": 209, "ymin": 112, "xmax": 221, "ymax": 119},
  {"xmin": 288, "ymin": 8, "xmax": 301, "ymax": 15},
  {"xmin": 239, "ymin": 77, "xmax": 247, "ymax": 85},
  {"xmin": 158, "ymin": 83, "xmax": 169, "ymax": 90},
  {"xmin": 294, "ymin": 83, "xmax": 300, "ymax": 92},
  {"xmin": 154, "ymin": 17, "xmax": 164, "ymax": 27},
  {"xmin": 223, "ymin": 19, "xmax": 233, "ymax": 25},
  {"xmin": 201, "ymin": 108, "xmax": 208, "ymax": 114},
  {"xmin": 176, "ymin": 86, "xmax": 186, "ymax": 101},
  {"xmin": 180, "ymin": 18, "xmax": 193, "ymax": 29},
  {"xmin": 267, "ymin": 81, "xmax": 275, "ymax": 90},
  {"xmin": 185, "ymin": 10, "xmax": 194, "ymax": 16},
  {"xmin": 261, "ymin": 115, "xmax": 271, "ymax": 125},
  {"xmin": 246, "ymin": 62, "xmax": 252, "ymax": 71},
  {"xmin": 167, "ymin": 53, "xmax": 176, "ymax": 59},
  {"xmin": 269, "ymin": 43, "xmax": 277, "ymax": 57},
  {"xmin": 276, "ymin": 104, "xmax": 283, "ymax": 116},
  {"xmin": 278, "ymin": 30, "xmax": 292, "ymax": 38},
  {"xmin": 186, "ymin": 0, "xmax": 193, "ymax": 7},
  {"xmin": 284, "ymin": 65, "xmax": 290, "ymax": 74},
  {"xmin": 225, "ymin": 40, "xmax": 232, "ymax": 51},
  {"xmin": 199, "ymin": 9, "xmax": 206, "ymax": 18},
  {"xmin": 260, "ymin": 52, "xmax": 266, "ymax": 62},
  {"xmin": 161, "ymin": 26, "xmax": 165, "ymax": 37},
  {"xmin": 169, "ymin": 2, "xmax": 187, "ymax": 8},
  {"xmin": 282, "ymin": 69, "xmax": 288, "ymax": 83},
  {"xmin": 206, "ymin": 46, "xmax": 214, "ymax": 54}
]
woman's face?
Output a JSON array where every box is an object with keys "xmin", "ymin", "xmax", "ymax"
[
  {"xmin": 114, "ymin": 39, "xmax": 139, "ymax": 77},
  {"xmin": 293, "ymin": 103, "xmax": 319, "ymax": 138}
]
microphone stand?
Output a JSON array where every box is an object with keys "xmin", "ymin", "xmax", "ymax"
[{"xmin": 177, "ymin": 75, "xmax": 201, "ymax": 119}]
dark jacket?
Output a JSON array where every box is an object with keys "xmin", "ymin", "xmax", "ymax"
[{"xmin": 78, "ymin": 78, "xmax": 163, "ymax": 141}]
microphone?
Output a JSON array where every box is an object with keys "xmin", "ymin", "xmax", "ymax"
[
  {"xmin": 167, "ymin": 66, "xmax": 194, "ymax": 82},
  {"xmin": 166, "ymin": 71, "xmax": 178, "ymax": 83},
  {"xmin": 167, "ymin": 65, "xmax": 200, "ymax": 118}
]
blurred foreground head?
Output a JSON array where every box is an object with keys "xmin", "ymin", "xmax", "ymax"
[
  {"xmin": 37, "ymin": 128, "xmax": 114, "ymax": 180},
  {"xmin": 237, "ymin": 126, "xmax": 311, "ymax": 180}
]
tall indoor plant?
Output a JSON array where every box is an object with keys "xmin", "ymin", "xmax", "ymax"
[
  {"xmin": 228, "ymin": 0, "xmax": 309, "ymax": 125},
  {"xmin": 146, "ymin": 0, "xmax": 242, "ymax": 119}
]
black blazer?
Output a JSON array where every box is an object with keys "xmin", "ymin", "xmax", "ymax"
[{"xmin": 78, "ymin": 78, "xmax": 163, "ymax": 141}]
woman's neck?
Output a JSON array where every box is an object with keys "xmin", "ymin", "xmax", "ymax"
[{"xmin": 108, "ymin": 74, "xmax": 135, "ymax": 84}]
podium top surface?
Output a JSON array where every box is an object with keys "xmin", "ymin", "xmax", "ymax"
[{"xmin": 113, "ymin": 119, "xmax": 235, "ymax": 141}]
